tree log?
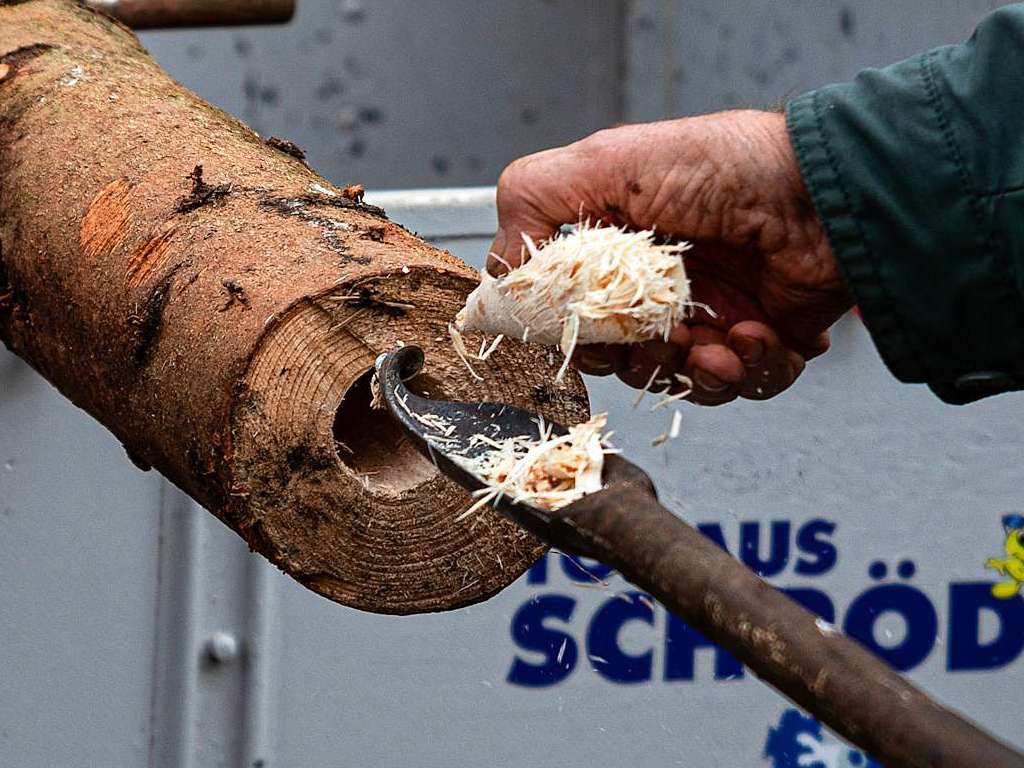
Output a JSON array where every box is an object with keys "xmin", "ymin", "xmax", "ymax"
[{"xmin": 0, "ymin": 0, "xmax": 589, "ymax": 614}]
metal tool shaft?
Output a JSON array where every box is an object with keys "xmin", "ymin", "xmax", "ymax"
[
  {"xmin": 565, "ymin": 481, "xmax": 1024, "ymax": 768},
  {"xmin": 378, "ymin": 346, "xmax": 1024, "ymax": 768}
]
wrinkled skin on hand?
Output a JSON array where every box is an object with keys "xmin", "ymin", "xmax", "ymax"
[{"xmin": 487, "ymin": 110, "xmax": 854, "ymax": 405}]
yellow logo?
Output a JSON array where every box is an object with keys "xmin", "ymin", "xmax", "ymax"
[{"xmin": 986, "ymin": 514, "xmax": 1024, "ymax": 599}]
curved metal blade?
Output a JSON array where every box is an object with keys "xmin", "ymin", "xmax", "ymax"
[{"xmin": 375, "ymin": 345, "xmax": 603, "ymax": 556}]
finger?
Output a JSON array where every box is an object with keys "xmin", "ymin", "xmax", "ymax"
[
  {"xmin": 684, "ymin": 342, "xmax": 744, "ymax": 406},
  {"xmin": 487, "ymin": 229, "xmax": 543, "ymax": 277},
  {"xmin": 632, "ymin": 340, "xmax": 681, "ymax": 372},
  {"xmin": 617, "ymin": 361, "xmax": 667, "ymax": 392},
  {"xmin": 486, "ymin": 148, "xmax": 592, "ymax": 276},
  {"xmin": 788, "ymin": 349, "xmax": 806, "ymax": 380},
  {"xmin": 572, "ymin": 343, "xmax": 627, "ymax": 376},
  {"xmin": 616, "ymin": 341, "xmax": 678, "ymax": 392},
  {"xmin": 667, "ymin": 323, "xmax": 694, "ymax": 350},
  {"xmin": 666, "ymin": 325, "xmax": 695, "ymax": 393},
  {"xmin": 803, "ymin": 331, "xmax": 831, "ymax": 360},
  {"xmin": 689, "ymin": 323, "xmax": 727, "ymax": 346},
  {"xmin": 486, "ymin": 229, "xmax": 512, "ymax": 276},
  {"xmin": 728, "ymin": 321, "xmax": 797, "ymax": 401},
  {"xmin": 728, "ymin": 321, "xmax": 774, "ymax": 368}
]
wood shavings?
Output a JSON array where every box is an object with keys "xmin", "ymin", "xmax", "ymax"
[
  {"xmin": 669, "ymin": 410, "xmax": 682, "ymax": 439},
  {"xmin": 650, "ymin": 374, "xmax": 694, "ymax": 411},
  {"xmin": 816, "ymin": 618, "xmax": 839, "ymax": 636},
  {"xmin": 556, "ymin": 313, "xmax": 580, "ymax": 384},
  {"xmin": 392, "ymin": 387, "xmax": 455, "ymax": 436},
  {"xmin": 369, "ymin": 372, "xmax": 385, "ymax": 410},
  {"xmin": 448, "ymin": 322, "xmax": 504, "ymax": 380},
  {"xmin": 652, "ymin": 408, "xmax": 684, "ymax": 446},
  {"xmin": 448, "ymin": 322, "xmax": 483, "ymax": 381},
  {"xmin": 478, "ymin": 333, "xmax": 505, "ymax": 361},
  {"xmin": 632, "ymin": 365, "xmax": 662, "ymax": 409},
  {"xmin": 309, "ymin": 182, "xmax": 337, "ymax": 197},
  {"xmin": 456, "ymin": 220, "xmax": 693, "ymax": 383},
  {"xmin": 454, "ymin": 413, "xmax": 612, "ymax": 519}
]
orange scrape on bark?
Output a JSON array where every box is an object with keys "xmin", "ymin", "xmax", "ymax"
[
  {"xmin": 81, "ymin": 177, "xmax": 134, "ymax": 261},
  {"xmin": 126, "ymin": 222, "xmax": 178, "ymax": 288}
]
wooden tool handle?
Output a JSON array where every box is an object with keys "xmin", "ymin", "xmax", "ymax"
[
  {"xmin": 562, "ymin": 459, "xmax": 1024, "ymax": 768},
  {"xmin": 85, "ymin": 0, "xmax": 295, "ymax": 29}
]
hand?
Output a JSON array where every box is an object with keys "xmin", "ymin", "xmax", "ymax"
[
  {"xmin": 986, "ymin": 558, "xmax": 1006, "ymax": 573},
  {"xmin": 487, "ymin": 110, "xmax": 854, "ymax": 405}
]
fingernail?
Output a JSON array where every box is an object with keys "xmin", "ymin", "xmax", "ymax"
[
  {"xmin": 638, "ymin": 340, "xmax": 677, "ymax": 364},
  {"xmin": 694, "ymin": 369, "xmax": 729, "ymax": 393},
  {"xmin": 735, "ymin": 337, "xmax": 764, "ymax": 366},
  {"xmin": 578, "ymin": 352, "xmax": 615, "ymax": 373},
  {"xmin": 487, "ymin": 230, "xmax": 508, "ymax": 275}
]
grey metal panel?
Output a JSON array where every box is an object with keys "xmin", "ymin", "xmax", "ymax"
[
  {"xmin": 146, "ymin": 493, "xmax": 280, "ymax": 768},
  {"xmin": 139, "ymin": 1, "xmax": 624, "ymax": 190},
  {"xmin": 625, "ymin": 0, "xmax": 1016, "ymax": 121},
  {"xmin": 0, "ymin": 359, "xmax": 280, "ymax": 768},
  {"xmin": 0, "ymin": 354, "xmax": 160, "ymax": 767}
]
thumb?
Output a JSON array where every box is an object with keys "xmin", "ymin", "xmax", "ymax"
[
  {"xmin": 486, "ymin": 228, "xmax": 512, "ymax": 276},
  {"xmin": 486, "ymin": 215, "xmax": 559, "ymax": 277},
  {"xmin": 485, "ymin": 146, "xmax": 598, "ymax": 276}
]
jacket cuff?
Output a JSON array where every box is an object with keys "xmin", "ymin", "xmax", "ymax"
[
  {"xmin": 785, "ymin": 86, "xmax": 929, "ymax": 384},
  {"xmin": 787, "ymin": 35, "xmax": 1024, "ymax": 406}
]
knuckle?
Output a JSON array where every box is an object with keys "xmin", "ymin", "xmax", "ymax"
[
  {"xmin": 576, "ymin": 128, "xmax": 619, "ymax": 161},
  {"xmin": 495, "ymin": 161, "xmax": 525, "ymax": 196},
  {"xmin": 497, "ymin": 153, "xmax": 543, "ymax": 193}
]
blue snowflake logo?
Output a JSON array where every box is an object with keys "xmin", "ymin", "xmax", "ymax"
[{"xmin": 764, "ymin": 709, "xmax": 881, "ymax": 768}]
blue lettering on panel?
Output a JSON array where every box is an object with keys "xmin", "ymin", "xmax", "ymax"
[
  {"xmin": 844, "ymin": 584, "xmax": 938, "ymax": 672},
  {"xmin": 507, "ymin": 595, "xmax": 577, "ymax": 687},
  {"xmin": 948, "ymin": 583, "xmax": 1024, "ymax": 671},
  {"xmin": 586, "ymin": 592, "xmax": 654, "ymax": 683},
  {"xmin": 795, "ymin": 519, "xmax": 838, "ymax": 576},
  {"xmin": 741, "ymin": 520, "xmax": 791, "ymax": 577}
]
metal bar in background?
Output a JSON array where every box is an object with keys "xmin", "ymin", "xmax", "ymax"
[
  {"xmin": 241, "ymin": 552, "xmax": 279, "ymax": 768},
  {"xmin": 366, "ymin": 186, "xmax": 499, "ymax": 244},
  {"xmin": 147, "ymin": 488, "xmax": 203, "ymax": 768},
  {"xmin": 85, "ymin": 0, "xmax": 295, "ymax": 29}
]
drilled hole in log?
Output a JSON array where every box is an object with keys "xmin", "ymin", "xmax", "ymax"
[{"xmin": 333, "ymin": 367, "xmax": 440, "ymax": 493}]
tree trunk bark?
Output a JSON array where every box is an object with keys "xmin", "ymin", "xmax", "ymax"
[{"xmin": 0, "ymin": 0, "xmax": 589, "ymax": 614}]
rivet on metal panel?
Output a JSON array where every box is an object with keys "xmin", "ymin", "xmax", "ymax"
[
  {"xmin": 339, "ymin": 0, "xmax": 364, "ymax": 23},
  {"xmin": 205, "ymin": 631, "xmax": 240, "ymax": 664}
]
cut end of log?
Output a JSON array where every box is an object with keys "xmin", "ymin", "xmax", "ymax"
[
  {"xmin": 0, "ymin": 0, "xmax": 590, "ymax": 616},
  {"xmin": 231, "ymin": 269, "xmax": 590, "ymax": 614}
]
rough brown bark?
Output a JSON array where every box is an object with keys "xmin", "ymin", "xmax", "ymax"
[{"xmin": 0, "ymin": 0, "xmax": 589, "ymax": 614}]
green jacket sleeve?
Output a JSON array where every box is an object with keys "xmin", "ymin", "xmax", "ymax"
[{"xmin": 786, "ymin": 5, "xmax": 1024, "ymax": 404}]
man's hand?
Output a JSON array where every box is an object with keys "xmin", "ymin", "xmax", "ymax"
[{"xmin": 488, "ymin": 110, "xmax": 854, "ymax": 404}]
